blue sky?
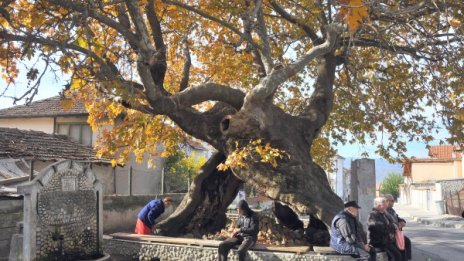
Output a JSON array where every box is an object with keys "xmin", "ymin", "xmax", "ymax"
[{"xmin": 0, "ymin": 67, "xmax": 448, "ymax": 159}]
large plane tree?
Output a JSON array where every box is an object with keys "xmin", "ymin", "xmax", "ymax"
[{"xmin": 1, "ymin": 0, "xmax": 462, "ymax": 236}]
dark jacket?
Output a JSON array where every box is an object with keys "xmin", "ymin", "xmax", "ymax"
[
  {"xmin": 386, "ymin": 207, "xmax": 406, "ymax": 225},
  {"xmin": 137, "ymin": 199, "xmax": 165, "ymax": 228},
  {"xmin": 330, "ymin": 210, "xmax": 362, "ymax": 254},
  {"xmin": 367, "ymin": 209, "xmax": 396, "ymax": 248},
  {"xmin": 236, "ymin": 200, "xmax": 259, "ymax": 240}
]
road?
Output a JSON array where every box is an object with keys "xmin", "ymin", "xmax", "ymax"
[{"xmin": 395, "ymin": 205, "xmax": 464, "ymax": 261}]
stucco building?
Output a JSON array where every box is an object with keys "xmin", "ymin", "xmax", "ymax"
[
  {"xmin": 400, "ymin": 145, "xmax": 464, "ymax": 216},
  {"xmin": 0, "ymin": 96, "xmax": 163, "ymax": 195}
]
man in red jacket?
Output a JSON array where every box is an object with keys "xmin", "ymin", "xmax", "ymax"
[{"xmin": 135, "ymin": 197, "xmax": 172, "ymax": 234}]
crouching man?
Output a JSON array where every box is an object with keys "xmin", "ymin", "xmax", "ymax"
[
  {"xmin": 330, "ymin": 201, "xmax": 371, "ymax": 261},
  {"xmin": 218, "ymin": 200, "xmax": 259, "ymax": 261}
]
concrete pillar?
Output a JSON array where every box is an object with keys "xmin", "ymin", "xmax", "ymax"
[
  {"xmin": 351, "ymin": 159, "xmax": 376, "ymax": 229},
  {"xmin": 335, "ymin": 156, "xmax": 345, "ymax": 199},
  {"xmin": 17, "ymin": 183, "xmax": 39, "ymax": 261}
]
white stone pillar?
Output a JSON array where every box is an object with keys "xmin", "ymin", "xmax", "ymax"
[
  {"xmin": 335, "ymin": 156, "xmax": 345, "ymax": 198},
  {"xmin": 17, "ymin": 183, "xmax": 39, "ymax": 261}
]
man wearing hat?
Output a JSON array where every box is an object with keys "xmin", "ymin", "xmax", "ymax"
[
  {"xmin": 218, "ymin": 199, "xmax": 259, "ymax": 261},
  {"xmin": 330, "ymin": 201, "xmax": 371, "ymax": 260}
]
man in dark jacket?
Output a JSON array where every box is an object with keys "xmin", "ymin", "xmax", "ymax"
[
  {"xmin": 367, "ymin": 197, "xmax": 402, "ymax": 261},
  {"xmin": 330, "ymin": 201, "xmax": 371, "ymax": 260},
  {"xmin": 135, "ymin": 197, "xmax": 172, "ymax": 234},
  {"xmin": 218, "ymin": 200, "xmax": 259, "ymax": 261},
  {"xmin": 384, "ymin": 194, "xmax": 411, "ymax": 260}
]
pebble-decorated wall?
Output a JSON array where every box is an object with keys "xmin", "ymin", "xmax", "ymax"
[
  {"xmin": 19, "ymin": 160, "xmax": 103, "ymax": 261},
  {"xmin": 36, "ymin": 166, "xmax": 98, "ymax": 260}
]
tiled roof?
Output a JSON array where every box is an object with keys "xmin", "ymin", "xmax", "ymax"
[
  {"xmin": 0, "ymin": 127, "xmax": 108, "ymax": 163},
  {"xmin": 428, "ymin": 145, "xmax": 461, "ymax": 159},
  {"xmin": 0, "ymin": 96, "xmax": 87, "ymax": 118}
]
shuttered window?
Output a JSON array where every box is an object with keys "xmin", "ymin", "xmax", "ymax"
[{"xmin": 56, "ymin": 123, "xmax": 92, "ymax": 146}]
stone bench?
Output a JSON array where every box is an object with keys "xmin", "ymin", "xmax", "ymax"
[
  {"xmin": 312, "ymin": 246, "xmax": 344, "ymax": 255},
  {"xmin": 109, "ymin": 233, "xmax": 309, "ymax": 254},
  {"xmin": 104, "ymin": 233, "xmax": 359, "ymax": 260},
  {"xmin": 313, "ymin": 246, "xmax": 388, "ymax": 261}
]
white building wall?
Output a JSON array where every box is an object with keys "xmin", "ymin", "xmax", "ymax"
[
  {"xmin": 408, "ymin": 185, "xmax": 442, "ymax": 214},
  {"xmin": 0, "ymin": 118, "xmax": 54, "ymax": 133},
  {"xmin": 0, "ymin": 114, "xmax": 166, "ymax": 196},
  {"xmin": 114, "ymin": 153, "xmax": 165, "ymax": 195}
]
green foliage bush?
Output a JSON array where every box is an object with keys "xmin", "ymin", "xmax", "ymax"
[
  {"xmin": 164, "ymin": 145, "xmax": 206, "ymax": 192},
  {"xmin": 380, "ymin": 173, "xmax": 403, "ymax": 200}
]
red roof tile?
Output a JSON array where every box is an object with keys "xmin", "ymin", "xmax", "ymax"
[{"xmin": 428, "ymin": 145, "xmax": 461, "ymax": 159}]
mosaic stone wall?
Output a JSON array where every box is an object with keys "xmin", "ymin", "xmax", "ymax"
[
  {"xmin": 439, "ymin": 179, "xmax": 464, "ymax": 196},
  {"xmin": 103, "ymin": 238, "xmax": 389, "ymax": 261},
  {"xmin": 35, "ymin": 163, "xmax": 100, "ymax": 260}
]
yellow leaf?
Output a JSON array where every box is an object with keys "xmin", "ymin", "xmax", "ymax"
[
  {"xmin": 76, "ymin": 36, "xmax": 88, "ymax": 49},
  {"xmin": 339, "ymin": 0, "xmax": 369, "ymax": 33},
  {"xmin": 449, "ymin": 19, "xmax": 462, "ymax": 28},
  {"xmin": 111, "ymin": 159, "xmax": 118, "ymax": 167},
  {"xmin": 61, "ymin": 98, "xmax": 74, "ymax": 111}
]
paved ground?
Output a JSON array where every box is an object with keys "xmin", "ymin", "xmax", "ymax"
[{"xmin": 394, "ymin": 204, "xmax": 464, "ymax": 261}]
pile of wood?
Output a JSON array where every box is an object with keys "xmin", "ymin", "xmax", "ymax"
[{"xmin": 205, "ymin": 211, "xmax": 307, "ymax": 246}]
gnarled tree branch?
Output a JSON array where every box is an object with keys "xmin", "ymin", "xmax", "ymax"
[
  {"xmin": 179, "ymin": 35, "xmax": 191, "ymax": 92},
  {"xmin": 269, "ymin": 0, "xmax": 322, "ymax": 44},
  {"xmin": 244, "ymin": 23, "xmax": 342, "ymax": 106},
  {"xmin": 254, "ymin": 0, "xmax": 274, "ymax": 74},
  {"xmin": 48, "ymin": 0, "xmax": 139, "ymax": 48},
  {"xmin": 171, "ymin": 83, "xmax": 245, "ymax": 110}
]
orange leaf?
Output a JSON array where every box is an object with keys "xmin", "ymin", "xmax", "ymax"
[
  {"xmin": 339, "ymin": 0, "xmax": 369, "ymax": 33},
  {"xmin": 449, "ymin": 19, "xmax": 462, "ymax": 28}
]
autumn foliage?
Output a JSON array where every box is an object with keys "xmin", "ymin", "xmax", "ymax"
[{"xmin": 0, "ymin": 0, "xmax": 463, "ymax": 166}]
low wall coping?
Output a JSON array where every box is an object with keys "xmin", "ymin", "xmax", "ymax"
[{"xmin": 103, "ymin": 233, "xmax": 368, "ymax": 261}]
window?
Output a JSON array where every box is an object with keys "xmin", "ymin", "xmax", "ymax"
[{"xmin": 56, "ymin": 123, "xmax": 92, "ymax": 146}]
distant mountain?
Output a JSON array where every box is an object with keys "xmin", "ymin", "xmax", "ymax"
[
  {"xmin": 342, "ymin": 158, "xmax": 402, "ymax": 185},
  {"xmin": 374, "ymin": 159, "xmax": 402, "ymax": 184}
]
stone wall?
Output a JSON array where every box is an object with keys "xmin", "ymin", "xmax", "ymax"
[
  {"xmin": 438, "ymin": 178, "xmax": 464, "ymax": 196},
  {"xmin": 103, "ymin": 238, "xmax": 360, "ymax": 261},
  {"xmin": 0, "ymin": 197, "xmax": 23, "ymax": 261},
  {"xmin": 17, "ymin": 160, "xmax": 104, "ymax": 260},
  {"xmin": 0, "ymin": 193, "xmax": 186, "ymax": 258}
]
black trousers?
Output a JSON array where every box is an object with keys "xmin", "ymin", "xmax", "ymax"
[
  {"xmin": 370, "ymin": 243, "xmax": 402, "ymax": 261},
  {"xmin": 218, "ymin": 236, "xmax": 255, "ymax": 261},
  {"xmin": 385, "ymin": 242, "xmax": 402, "ymax": 261},
  {"xmin": 399, "ymin": 236, "xmax": 412, "ymax": 260}
]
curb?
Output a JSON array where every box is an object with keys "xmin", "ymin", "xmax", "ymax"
[{"xmin": 412, "ymin": 216, "xmax": 464, "ymax": 229}]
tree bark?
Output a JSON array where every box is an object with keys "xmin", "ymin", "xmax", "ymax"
[
  {"xmin": 159, "ymin": 56, "xmax": 343, "ymax": 236},
  {"xmin": 156, "ymin": 152, "xmax": 242, "ymax": 236}
]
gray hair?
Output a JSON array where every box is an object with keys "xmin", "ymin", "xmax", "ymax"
[
  {"xmin": 373, "ymin": 197, "xmax": 385, "ymax": 208},
  {"xmin": 383, "ymin": 194, "xmax": 394, "ymax": 201}
]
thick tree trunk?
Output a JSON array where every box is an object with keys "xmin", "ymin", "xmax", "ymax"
[
  {"xmin": 159, "ymin": 106, "xmax": 343, "ymax": 237},
  {"xmin": 156, "ymin": 152, "xmax": 241, "ymax": 236},
  {"xmin": 159, "ymin": 56, "xmax": 342, "ymax": 236},
  {"xmin": 219, "ymin": 96, "xmax": 343, "ymax": 226}
]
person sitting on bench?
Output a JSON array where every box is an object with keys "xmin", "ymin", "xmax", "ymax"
[
  {"xmin": 330, "ymin": 201, "xmax": 371, "ymax": 260},
  {"xmin": 218, "ymin": 200, "xmax": 259, "ymax": 261}
]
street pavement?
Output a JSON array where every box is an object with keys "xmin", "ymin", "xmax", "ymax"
[{"xmin": 394, "ymin": 204, "xmax": 464, "ymax": 261}]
